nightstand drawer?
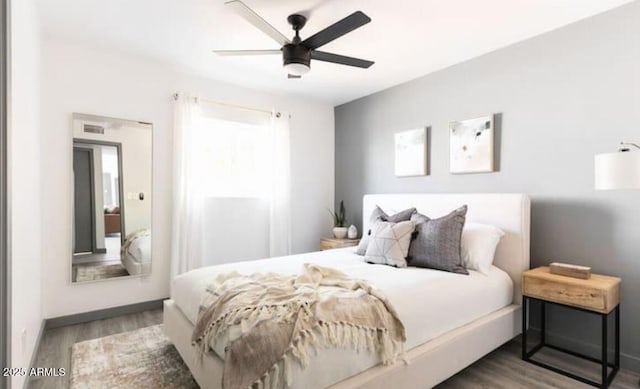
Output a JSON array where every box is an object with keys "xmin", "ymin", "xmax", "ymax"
[
  {"xmin": 320, "ymin": 238, "xmax": 359, "ymax": 251},
  {"xmin": 522, "ymin": 266, "xmax": 620, "ymax": 314},
  {"xmin": 523, "ymin": 276, "xmax": 606, "ymax": 311}
]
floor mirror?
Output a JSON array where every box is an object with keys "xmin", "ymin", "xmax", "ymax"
[{"xmin": 71, "ymin": 113, "xmax": 152, "ymax": 283}]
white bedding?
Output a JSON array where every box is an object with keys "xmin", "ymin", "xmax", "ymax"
[
  {"xmin": 172, "ymin": 247, "xmax": 513, "ymax": 352},
  {"xmin": 122, "ymin": 233, "xmax": 151, "ymax": 275},
  {"xmin": 125, "ymin": 234, "xmax": 151, "ymax": 263}
]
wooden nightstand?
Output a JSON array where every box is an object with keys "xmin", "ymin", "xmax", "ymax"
[
  {"xmin": 320, "ymin": 238, "xmax": 359, "ymax": 251},
  {"xmin": 522, "ymin": 266, "xmax": 621, "ymax": 388}
]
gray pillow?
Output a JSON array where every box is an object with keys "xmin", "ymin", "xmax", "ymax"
[
  {"xmin": 355, "ymin": 206, "xmax": 417, "ymax": 255},
  {"xmin": 364, "ymin": 220, "xmax": 416, "ymax": 267},
  {"xmin": 407, "ymin": 205, "xmax": 468, "ymax": 275}
]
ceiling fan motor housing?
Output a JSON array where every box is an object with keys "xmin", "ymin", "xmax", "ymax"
[{"xmin": 283, "ymin": 43, "xmax": 310, "ymax": 68}]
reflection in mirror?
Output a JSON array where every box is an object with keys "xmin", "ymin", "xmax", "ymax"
[{"xmin": 71, "ymin": 113, "xmax": 152, "ymax": 283}]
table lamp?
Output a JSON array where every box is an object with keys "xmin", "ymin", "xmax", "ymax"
[{"xmin": 595, "ymin": 142, "xmax": 640, "ymax": 190}]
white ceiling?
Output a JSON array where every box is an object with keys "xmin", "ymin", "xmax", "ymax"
[{"xmin": 37, "ymin": 0, "xmax": 634, "ymax": 105}]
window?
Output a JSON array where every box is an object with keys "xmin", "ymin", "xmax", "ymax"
[{"xmin": 195, "ymin": 116, "xmax": 272, "ymax": 198}]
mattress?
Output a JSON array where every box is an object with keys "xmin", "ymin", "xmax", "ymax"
[{"xmin": 172, "ymin": 247, "xmax": 513, "ymax": 353}]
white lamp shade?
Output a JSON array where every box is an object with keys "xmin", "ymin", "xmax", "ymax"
[
  {"xmin": 283, "ymin": 63, "xmax": 309, "ymax": 76},
  {"xmin": 595, "ymin": 151, "xmax": 640, "ymax": 190}
]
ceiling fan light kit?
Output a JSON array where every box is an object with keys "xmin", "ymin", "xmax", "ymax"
[
  {"xmin": 215, "ymin": 1, "xmax": 374, "ymax": 78},
  {"xmin": 283, "ymin": 62, "xmax": 310, "ymax": 76}
]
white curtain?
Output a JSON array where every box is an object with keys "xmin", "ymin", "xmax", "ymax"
[
  {"xmin": 171, "ymin": 94, "xmax": 205, "ymax": 280},
  {"xmin": 269, "ymin": 111, "xmax": 292, "ymax": 257}
]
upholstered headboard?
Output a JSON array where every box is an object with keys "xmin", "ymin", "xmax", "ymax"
[{"xmin": 362, "ymin": 193, "xmax": 531, "ymax": 304}]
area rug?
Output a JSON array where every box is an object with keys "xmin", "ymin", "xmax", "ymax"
[
  {"xmin": 73, "ymin": 263, "xmax": 129, "ymax": 282},
  {"xmin": 70, "ymin": 325, "xmax": 198, "ymax": 389}
]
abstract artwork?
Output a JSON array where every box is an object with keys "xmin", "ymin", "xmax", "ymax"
[
  {"xmin": 450, "ymin": 115, "xmax": 494, "ymax": 174},
  {"xmin": 395, "ymin": 128, "xmax": 427, "ymax": 177}
]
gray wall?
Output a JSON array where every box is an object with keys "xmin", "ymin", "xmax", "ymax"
[{"xmin": 335, "ymin": 2, "xmax": 640, "ymax": 370}]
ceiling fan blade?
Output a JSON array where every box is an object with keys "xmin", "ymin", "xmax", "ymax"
[
  {"xmin": 301, "ymin": 11, "xmax": 371, "ymax": 50},
  {"xmin": 288, "ymin": 74, "xmax": 302, "ymax": 79},
  {"xmin": 311, "ymin": 51, "xmax": 374, "ymax": 68},
  {"xmin": 225, "ymin": 1, "xmax": 290, "ymax": 46},
  {"xmin": 214, "ymin": 49, "xmax": 281, "ymax": 56}
]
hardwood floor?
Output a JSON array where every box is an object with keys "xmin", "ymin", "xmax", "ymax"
[
  {"xmin": 437, "ymin": 341, "xmax": 639, "ymax": 389},
  {"xmin": 28, "ymin": 309, "xmax": 162, "ymax": 389},
  {"xmin": 28, "ymin": 308, "xmax": 640, "ymax": 388}
]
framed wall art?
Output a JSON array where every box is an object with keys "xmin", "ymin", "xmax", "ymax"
[
  {"xmin": 450, "ymin": 115, "xmax": 494, "ymax": 174},
  {"xmin": 395, "ymin": 127, "xmax": 427, "ymax": 177}
]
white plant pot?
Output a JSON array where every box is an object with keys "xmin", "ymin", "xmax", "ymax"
[
  {"xmin": 333, "ymin": 227, "xmax": 348, "ymax": 239},
  {"xmin": 347, "ymin": 225, "xmax": 358, "ymax": 239}
]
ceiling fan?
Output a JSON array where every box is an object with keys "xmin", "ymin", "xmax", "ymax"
[{"xmin": 214, "ymin": 0, "xmax": 374, "ymax": 78}]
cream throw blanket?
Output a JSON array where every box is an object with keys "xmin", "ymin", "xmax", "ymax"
[{"xmin": 192, "ymin": 264, "xmax": 406, "ymax": 389}]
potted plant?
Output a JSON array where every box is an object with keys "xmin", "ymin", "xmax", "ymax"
[{"xmin": 329, "ymin": 201, "xmax": 348, "ymax": 239}]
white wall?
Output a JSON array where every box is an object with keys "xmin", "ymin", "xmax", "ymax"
[
  {"xmin": 9, "ymin": 0, "xmax": 43, "ymax": 387},
  {"xmin": 41, "ymin": 39, "xmax": 335, "ymax": 318}
]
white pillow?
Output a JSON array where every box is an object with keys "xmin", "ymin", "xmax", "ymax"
[{"xmin": 461, "ymin": 223, "xmax": 505, "ymax": 275}]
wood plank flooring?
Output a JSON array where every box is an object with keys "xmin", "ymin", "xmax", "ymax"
[
  {"xmin": 28, "ymin": 308, "xmax": 639, "ymax": 388},
  {"xmin": 437, "ymin": 341, "xmax": 639, "ymax": 389},
  {"xmin": 28, "ymin": 309, "xmax": 162, "ymax": 389}
]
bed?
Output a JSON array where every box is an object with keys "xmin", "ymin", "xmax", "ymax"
[
  {"xmin": 164, "ymin": 193, "xmax": 530, "ymax": 389},
  {"xmin": 121, "ymin": 229, "xmax": 151, "ymax": 275}
]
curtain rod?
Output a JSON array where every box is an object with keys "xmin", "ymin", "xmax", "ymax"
[{"xmin": 172, "ymin": 92, "xmax": 280, "ymax": 117}]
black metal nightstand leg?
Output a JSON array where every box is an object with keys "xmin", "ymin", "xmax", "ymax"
[
  {"xmin": 522, "ymin": 296, "xmax": 528, "ymax": 360},
  {"xmin": 541, "ymin": 300, "xmax": 546, "ymax": 344},
  {"xmin": 615, "ymin": 305, "xmax": 620, "ymax": 367},
  {"xmin": 613, "ymin": 305, "xmax": 621, "ymax": 388},
  {"xmin": 602, "ymin": 313, "xmax": 608, "ymax": 388}
]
